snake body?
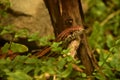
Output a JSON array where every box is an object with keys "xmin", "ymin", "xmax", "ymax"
[{"xmin": 36, "ymin": 26, "xmax": 84, "ymax": 57}]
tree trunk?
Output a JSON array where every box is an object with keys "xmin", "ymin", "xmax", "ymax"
[{"xmin": 44, "ymin": 0, "xmax": 98, "ymax": 75}]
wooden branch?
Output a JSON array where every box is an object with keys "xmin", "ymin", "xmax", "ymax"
[
  {"xmin": 44, "ymin": 0, "xmax": 99, "ymax": 75},
  {"xmin": 44, "ymin": 0, "xmax": 83, "ymax": 36}
]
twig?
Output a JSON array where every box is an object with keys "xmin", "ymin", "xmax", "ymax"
[
  {"xmin": 72, "ymin": 64, "xmax": 83, "ymax": 72},
  {"xmin": 100, "ymin": 10, "xmax": 120, "ymax": 26}
]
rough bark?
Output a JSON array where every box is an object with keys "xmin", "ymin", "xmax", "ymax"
[{"xmin": 44, "ymin": 0, "xmax": 98, "ymax": 75}]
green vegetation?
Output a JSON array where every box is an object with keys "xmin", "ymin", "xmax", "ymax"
[
  {"xmin": 87, "ymin": 0, "xmax": 120, "ymax": 79},
  {"xmin": 0, "ymin": 0, "xmax": 120, "ymax": 80},
  {"xmin": 0, "ymin": 0, "xmax": 10, "ymax": 17}
]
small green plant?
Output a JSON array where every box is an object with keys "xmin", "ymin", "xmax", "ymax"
[
  {"xmin": 0, "ymin": 25, "xmax": 86, "ymax": 80},
  {"xmin": 0, "ymin": 0, "xmax": 120, "ymax": 80},
  {"xmin": 87, "ymin": 0, "xmax": 120, "ymax": 79},
  {"xmin": 0, "ymin": 25, "xmax": 29, "ymax": 54},
  {"xmin": 0, "ymin": 0, "xmax": 10, "ymax": 17}
]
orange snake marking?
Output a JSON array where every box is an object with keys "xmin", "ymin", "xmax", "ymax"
[
  {"xmin": 55, "ymin": 26, "xmax": 84, "ymax": 41},
  {"xmin": 36, "ymin": 26, "xmax": 84, "ymax": 57}
]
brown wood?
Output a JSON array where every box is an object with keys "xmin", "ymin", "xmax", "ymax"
[
  {"xmin": 44, "ymin": 0, "xmax": 83, "ymax": 36},
  {"xmin": 44, "ymin": 0, "xmax": 98, "ymax": 75}
]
